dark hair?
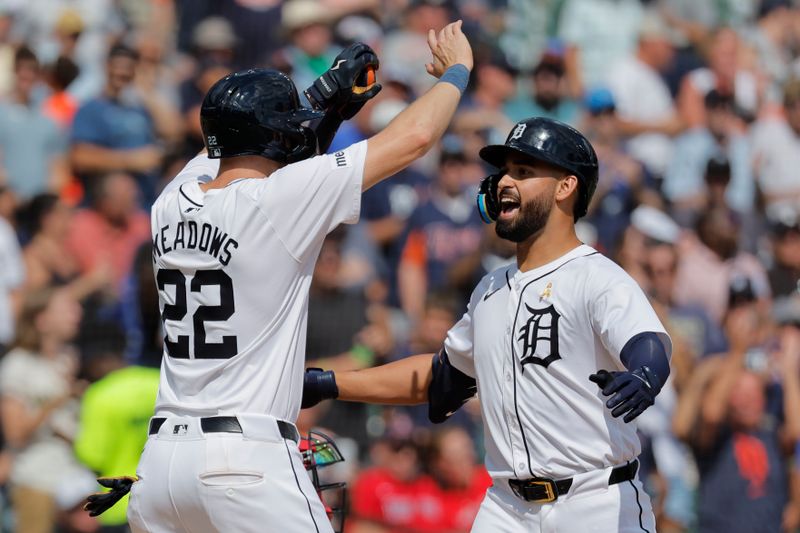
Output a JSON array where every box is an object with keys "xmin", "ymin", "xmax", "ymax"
[
  {"xmin": 424, "ymin": 291, "xmax": 459, "ymax": 318},
  {"xmin": 704, "ymin": 89, "xmax": 734, "ymax": 110},
  {"xmin": 21, "ymin": 193, "xmax": 59, "ymax": 237},
  {"xmin": 107, "ymin": 43, "xmax": 139, "ymax": 63},
  {"xmin": 14, "ymin": 45, "xmax": 38, "ymax": 70},
  {"xmin": 704, "ymin": 156, "xmax": 731, "ymax": 185},
  {"xmin": 728, "ymin": 276, "xmax": 757, "ymax": 308},
  {"xmin": 49, "ymin": 56, "xmax": 80, "ymax": 90}
]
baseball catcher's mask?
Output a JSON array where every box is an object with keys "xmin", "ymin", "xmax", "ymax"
[{"xmin": 300, "ymin": 430, "xmax": 347, "ymax": 533}]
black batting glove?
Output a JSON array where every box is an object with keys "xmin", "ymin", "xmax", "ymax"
[
  {"xmin": 302, "ymin": 368, "xmax": 339, "ymax": 409},
  {"xmin": 304, "ymin": 42, "xmax": 382, "ymax": 120},
  {"xmin": 589, "ymin": 366, "xmax": 661, "ymax": 423},
  {"xmin": 84, "ymin": 476, "xmax": 137, "ymax": 517}
]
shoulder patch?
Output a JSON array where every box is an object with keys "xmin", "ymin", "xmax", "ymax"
[{"xmin": 331, "ymin": 150, "xmax": 351, "ymax": 169}]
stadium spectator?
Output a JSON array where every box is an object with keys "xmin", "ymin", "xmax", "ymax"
[
  {"xmin": 279, "ymin": 0, "xmax": 339, "ymax": 98},
  {"xmin": 350, "ymin": 436, "xmax": 443, "ymax": 533},
  {"xmin": 505, "ymin": 47, "xmax": 578, "ymax": 125},
  {"xmin": 581, "ymin": 87, "xmax": 646, "ymax": 254},
  {"xmin": 557, "ymin": 0, "xmax": 644, "ymax": 91},
  {"xmin": 70, "ymin": 44, "xmax": 177, "ymax": 205},
  {"xmin": 673, "ymin": 312, "xmax": 800, "ymax": 533},
  {"xmin": 744, "ymin": 0, "xmax": 796, "ymax": 106},
  {"xmin": 644, "ymin": 234, "xmax": 725, "ymax": 361},
  {"xmin": 606, "ymin": 11, "xmax": 684, "ymax": 180},
  {"xmin": 65, "ymin": 173, "xmax": 149, "ymax": 295},
  {"xmin": 767, "ymin": 206, "xmax": 800, "ymax": 299},
  {"xmin": 382, "ymin": 0, "xmax": 450, "ymax": 98},
  {"xmin": 672, "ymin": 207, "xmax": 770, "ymax": 323},
  {"xmin": 42, "ymin": 56, "xmax": 81, "ymax": 130},
  {"xmin": 0, "ymin": 46, "xmax": 69, "ymax": 201},
  {"xmin": 119, "ymin": 243, "xmax": 161, "ymax": 368},
  {"xmin": 677, "ymin": 27, "xmax": 760, "ymax": 128},
  {"xmin": 426, "ymin": 426, "xmax": 491, "ymax": 533},
  {"xmin": 398, "ymin": 144, "xmax": 483, "ymax": 321},
  {"xmin": 664, "ymin": 90, "xmax": 754, "ymax": 221},
  {"xmin": 0, "ymin": 288, "xmax": 85, "ymax": 533},
  {"xmin": 751, "ymin": 78, "xmax": 800, "ymax": 213},
  {"xmin": 21, "ymin": 194, "xmax": 111, "ymax": 300}
]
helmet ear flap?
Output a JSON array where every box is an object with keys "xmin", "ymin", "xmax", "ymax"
[
  {"xmin": 477, "ymin": 173, "xmax": 501, "ymax": 224},
  {"xmin": 285, "ymin": 125, "xmax": 318, "ymax": 163}
]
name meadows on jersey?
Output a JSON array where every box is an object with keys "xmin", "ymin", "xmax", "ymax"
[{"xmin": 152, "ymin": 221, "xmax": 239, "ymax": 266}]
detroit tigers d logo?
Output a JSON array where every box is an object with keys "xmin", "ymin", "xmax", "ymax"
[{"xmin": 517, "ymin": 304, "xmax": 561, "ymax": 369}]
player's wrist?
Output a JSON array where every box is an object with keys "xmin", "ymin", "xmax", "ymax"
[
  {"xmin": 301, "ymin": 368, "xmax": 339, "ymax": 409},
  {"xmin": 438, "ymin": 64, "xmax": 470, "ymax": 95}
]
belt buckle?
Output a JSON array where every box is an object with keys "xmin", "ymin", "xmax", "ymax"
[{"xmin": 527, "ymin": 479, "xmax": 557, "ymax": 503}]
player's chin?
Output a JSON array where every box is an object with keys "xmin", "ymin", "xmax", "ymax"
[{"xmin": 495, "ymin": 215, "xmax": 526, "ymax": 243}]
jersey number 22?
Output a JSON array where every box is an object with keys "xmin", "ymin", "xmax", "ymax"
[{"xmin": 157, "ymin": 268, "xmax": 238, "ymax": 359}]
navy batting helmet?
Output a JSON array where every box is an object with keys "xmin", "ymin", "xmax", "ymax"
[
  {"xmin": 477, "ymin": 117, "xmax": 599, "ymax": 221},
  {"xmin": 200, "ymin": 68, "xmax": 324, "ymax": 163}
]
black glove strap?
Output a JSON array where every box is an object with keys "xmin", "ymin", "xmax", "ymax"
[{"xmin": 305, "ymin": 73, "xmax": 340, "ymax": 111}]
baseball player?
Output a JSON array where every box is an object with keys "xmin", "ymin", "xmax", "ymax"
[
  {"xmin": 85, "ymin": 23, "xmax": 474, "ymax": 533},
  {"xmin": 303, "ymin": 118, "xmax": 672, "ymax": 532}
]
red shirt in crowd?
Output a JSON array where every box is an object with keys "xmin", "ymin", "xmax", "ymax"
[
  {"xmin": 351, "ymin": 466, "xmax": 491, "ymax": 533},
  {"xmin": 66, "ymin": 209, "xmax": 150, "ymax": 290}
]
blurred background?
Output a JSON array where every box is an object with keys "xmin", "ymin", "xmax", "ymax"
[{"xmin": 0, "ymin": 0, "xmax": 798, "ymax": 532}]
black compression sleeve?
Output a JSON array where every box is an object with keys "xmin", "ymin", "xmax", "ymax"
[{"xmin": 619, "ymin": 332, "xmax": 670, "ymax": 389}]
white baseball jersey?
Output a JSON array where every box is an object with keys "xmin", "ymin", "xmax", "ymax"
[
  {"xmin": 445, "ymin": 244, "xmax": 672, "ymax": 481},
  {"xmin": 149, "ymin": 141, "xmax": 366, "ymax": 421}
]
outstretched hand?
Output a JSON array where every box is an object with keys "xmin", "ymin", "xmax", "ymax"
[
  {"xmin": 589, "ymin": 367, "xmax": 661, "ymax": 423},
  {"xmin": 426, "ymin": 20, "xmax": 473, "ymax": 78},
  {"xmin": 303, "ymin": 42, "xmax": 382, "ymax": 120}
]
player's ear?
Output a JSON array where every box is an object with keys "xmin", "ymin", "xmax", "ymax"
[{"xmin": 554, "ymin": 174, "xmax": 579, "ymax": 204}]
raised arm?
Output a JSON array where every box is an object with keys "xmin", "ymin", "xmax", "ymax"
[{"xmin": 362, "ymin": 20, "xmax": 473, "ymax": 191}]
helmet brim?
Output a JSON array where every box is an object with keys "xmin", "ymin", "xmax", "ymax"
[{"xmin": 479, "ymin": 144, "xmax": 541, "ymax": 170}]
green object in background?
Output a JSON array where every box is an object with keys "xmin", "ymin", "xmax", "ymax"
[{"xmin": 74, "ymin": 366, "xmax": 160, "ymax": 526}]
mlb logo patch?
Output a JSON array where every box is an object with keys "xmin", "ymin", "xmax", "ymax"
[{"xmin": 173, "ymin": 424, "xmax": 188, "ymax": 435}]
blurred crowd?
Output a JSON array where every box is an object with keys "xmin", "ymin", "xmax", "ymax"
[{"xmin": 0, "ymin": 0, "xmax": 797, "ymax": 532}]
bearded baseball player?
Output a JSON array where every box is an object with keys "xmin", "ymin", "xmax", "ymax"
[
  {"xmin": 304, "ymin": 117, "xmax": 672, "ymax": 532},
  {"xmin": 80, "ymin": 23, "xmax": 473, "ymax": 533}
]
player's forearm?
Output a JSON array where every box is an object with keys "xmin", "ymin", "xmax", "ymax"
[
  {"xmin": 336, "ymin": 353, "xmax": 434, "ymax": 405},
  {"xmin": 70, "ymin": 144, "xmax": 138, "ymax": 173},
  {"xmin": 701, "ymin": 352, "xmax": 744, "ymax": 425}
]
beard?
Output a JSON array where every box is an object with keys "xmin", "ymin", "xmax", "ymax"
[{"xmin": 495, "ymin": 193, "xmax": 553, "ymax": 243}]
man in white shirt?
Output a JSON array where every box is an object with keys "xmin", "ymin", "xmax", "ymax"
[
  {"xmin": 606, "ymin": 12, "xmax": 684, "ymax": 178},
  {"xmin": 304, "ymin": 118, "xmax": 672, "ymax": 532}
]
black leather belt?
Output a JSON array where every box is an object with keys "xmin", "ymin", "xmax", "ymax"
[
  {"xmin": 148, "ymin": 416, "xmax": 300, "ymax": 444},
  {"xmin": 508, "ymin": 460, "xmax": 639, "ymax": 503}
]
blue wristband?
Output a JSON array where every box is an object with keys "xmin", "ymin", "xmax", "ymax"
[{"xmin": 438, "ymin": 64, "xmax": 470, "ymax": 95}]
